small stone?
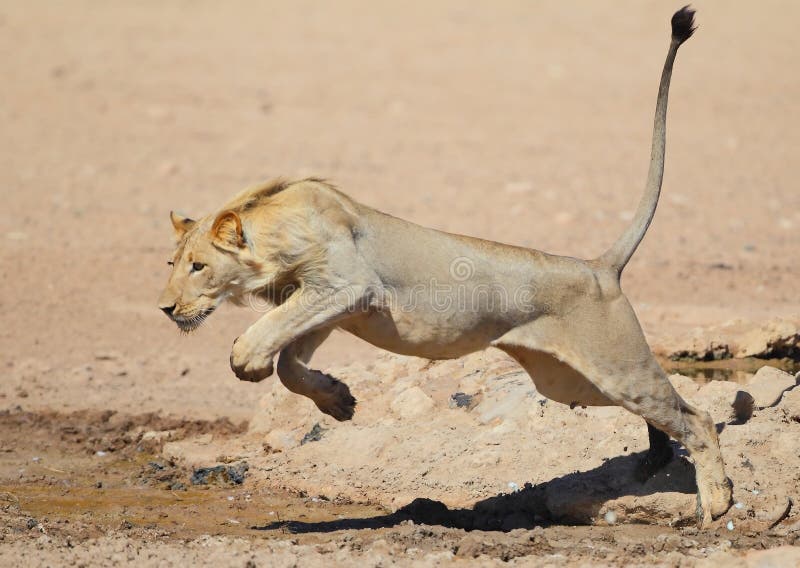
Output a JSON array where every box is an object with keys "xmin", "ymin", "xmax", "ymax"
[
  {"xmin": 732, "ymin": 390, "xmax": 754, "ymax": 422},
  {"xmin": 190, "ymin": 462, "xmax": 249, "ymax": 486},
  {"xmin": 604, "ymin": 510, "xmax": 618, "ymax": 525},
  {"xmin": 756, "ymin": 497, "xmax": 792, "ymax": 528},
  {"xmin": 726, "ymin": 520, "xmax": 735, "ymax": 531},
  {"xmin": 390, "ymin": 387, "xmax": 435, "ymax": 419},
  {"xmin": 449, "ymin": 392, "xmax": 475, "ymax": 410},
  {"xmin": 300, "ymin": 423, "xmax": 326, "ymax": 445}
]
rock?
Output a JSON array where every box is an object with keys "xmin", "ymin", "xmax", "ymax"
[
  {"xmin": 754, "ymin": 496, "xmax": 792, "ymax": 529},
  {"xmin": 737, "ymin": 320, "xmax": 800, "ymax": 360},
  {"xmin": 300, "ymin": 423, "xmax": 326, "ymax": 445},
  {"xmin": 669, "ymin": 374, "xmax": 700, "ymax": 397},
  {"xmin": 190, "ymin": 462, "xmax": 249, "ymax": 486},
  {"xmin": 263, "ymin": 429, "xmax": 298, "ymax": 452},
  {"xmin": 455, "ymin": 534, "xmax": 489, "ymax": 558},
  {"xmin": 449, "ymin": 392, "xmax": 476, "ymax": 410},
  {"xmin": 732, "ymin": 391, "xmax": 755, "ymax": 422},
  {"xmin": 659, "ymin": 318, "xmax": 800, "ymax": 363},
  {"xmin": 249, "ymin": 382, "xmax": 317, "ymax": 434},
  {"xmin": 390, "ymin": 387, "xmax": 435, "ymax": 419},
  {"xmin": 780, "ymin": 388, "xmax": 800, "ymax": 420},
  {"xmin": 746, "ymin": 367, "xmax": 797, "ymax": 408},
  {"xmin": 695, "ymin": 380, "xmax": 742, "ymax": 422}
]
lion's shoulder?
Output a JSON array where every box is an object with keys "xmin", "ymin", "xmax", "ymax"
[{"xmin": 222, "ymin": 177, "xmax": 348, "ymax": 214}]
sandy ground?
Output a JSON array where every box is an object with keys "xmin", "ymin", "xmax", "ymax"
[{"xmin": 1, "ymin": 0, "xmax": 799, "ymax": 565}]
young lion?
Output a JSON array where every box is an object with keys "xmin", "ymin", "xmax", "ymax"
[{"xmin": 158, "ymin": 7, "xmax": 731, "ymax": 526}]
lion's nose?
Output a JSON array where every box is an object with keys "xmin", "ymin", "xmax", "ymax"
[{"xmin": 160, "ymin": 304, "xmax": 176, "ymax": 317}]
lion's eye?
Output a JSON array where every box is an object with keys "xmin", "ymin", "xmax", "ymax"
[
  {"xmin": 191, "ymin": 262, "xmax": 205, "ymax": 272},
  {"xmin": 167, "ymin": 261, "xmax": 174, "ymax": 267}
]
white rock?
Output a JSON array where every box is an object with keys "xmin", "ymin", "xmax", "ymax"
[
  {"xmin": 390, "ymin": 387, "xmax": 435, "ymax": 419},
  {"xmin": 263, "ymin": 429, "xmax": 299, "ymax": 452},
  {"xmin": 746, "ymin": 366, "xmax": 797, "ymax": 408},
  {"xmin": 736, "ymin": 320, "xmax": 799, "ymax": 359}
]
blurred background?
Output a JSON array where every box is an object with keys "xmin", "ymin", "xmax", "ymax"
[{"xmin": 1, "ymin": 0, "xmax": 798, "ymax": 420}]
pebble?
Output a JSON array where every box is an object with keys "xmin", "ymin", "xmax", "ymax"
[
  {"xmin": 731, "ymin": 391, "xmax": 754, "ymax": 422},
  {"xmin": 604, "ymin": 510, "xmax": 618, "ymax": 525},
  {"xmin": 191, "ymin": 463, "xmax": 249, "ymax": 486},
  {"xmin": 300, "ymin": 423, "xmax": 326, "ymax": 445},
  {"xmin": 726, "ymin": 520, "xmax": 735, "ymax": 531}
]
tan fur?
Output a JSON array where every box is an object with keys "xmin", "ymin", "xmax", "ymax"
[{"xmin": 158, "ymin": 8, "xmax": 730, "ymax": 526}]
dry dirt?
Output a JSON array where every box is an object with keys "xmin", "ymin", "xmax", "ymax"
[{"xmin": 2, "ymin": 1, "xmax": 799, "ymax": 566}]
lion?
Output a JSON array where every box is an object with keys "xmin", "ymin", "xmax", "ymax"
[{"xmin": 158, "ymin": 7, "xmax": 731, "ymax": 526}]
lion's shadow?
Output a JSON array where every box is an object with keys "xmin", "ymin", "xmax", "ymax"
[{"xmin": 251, "ymin": 444, "xmax": 696, "ymax": 533}]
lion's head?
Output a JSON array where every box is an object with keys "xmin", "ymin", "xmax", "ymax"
[
  {"xmin": 157, "ymin": 209, "xmax": 265, "ymax": 332},
  {"xmin": 158, "ymin": 179, "xmax": 336, "ymax": 332}
]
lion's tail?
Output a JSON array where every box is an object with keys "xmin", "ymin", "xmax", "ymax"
[{"xmin": 597, "ymin": 6, "xmax": 696, "ymax": 274}]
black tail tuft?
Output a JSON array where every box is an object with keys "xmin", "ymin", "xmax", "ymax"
[{"xmin": 671, "ymin": 5, "xmax": 697, "ymax": 44}]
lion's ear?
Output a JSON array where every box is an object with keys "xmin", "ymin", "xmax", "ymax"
[
  {"xmin": 211, "ymin": 210, "xmax": 246, "ymax": 250},
  {"xmin": 170, "ymin": 211, "xmax": 196, "ymax": 240}
]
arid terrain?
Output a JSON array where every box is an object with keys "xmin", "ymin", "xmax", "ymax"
[{"xmin": 1, "ymin": 1, "xmax": 799, "ymax": 565}]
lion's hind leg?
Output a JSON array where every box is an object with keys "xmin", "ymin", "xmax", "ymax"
[
  {"xmin": 499, "ymin": 342, "xmax": 675, "ymax": 479},
  {"xmin": 276, "ymin": 328, "xmax": 357, "ymax": 422},
  {"xmin": 494, "ymin": 307, "xmax": 731, "ymax": 526},
  {"xmin": 636, "ymin": 423, "xmax": 675, "ymax": 482}
]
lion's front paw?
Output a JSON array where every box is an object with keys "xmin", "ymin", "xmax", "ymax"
[
  {"xmin": 230, "ymin": 336, "xmax": 274, "ymax": 383},
  {"xmin": 314, "ymin": 376, "xmax": 357, "ymax": 422}
]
